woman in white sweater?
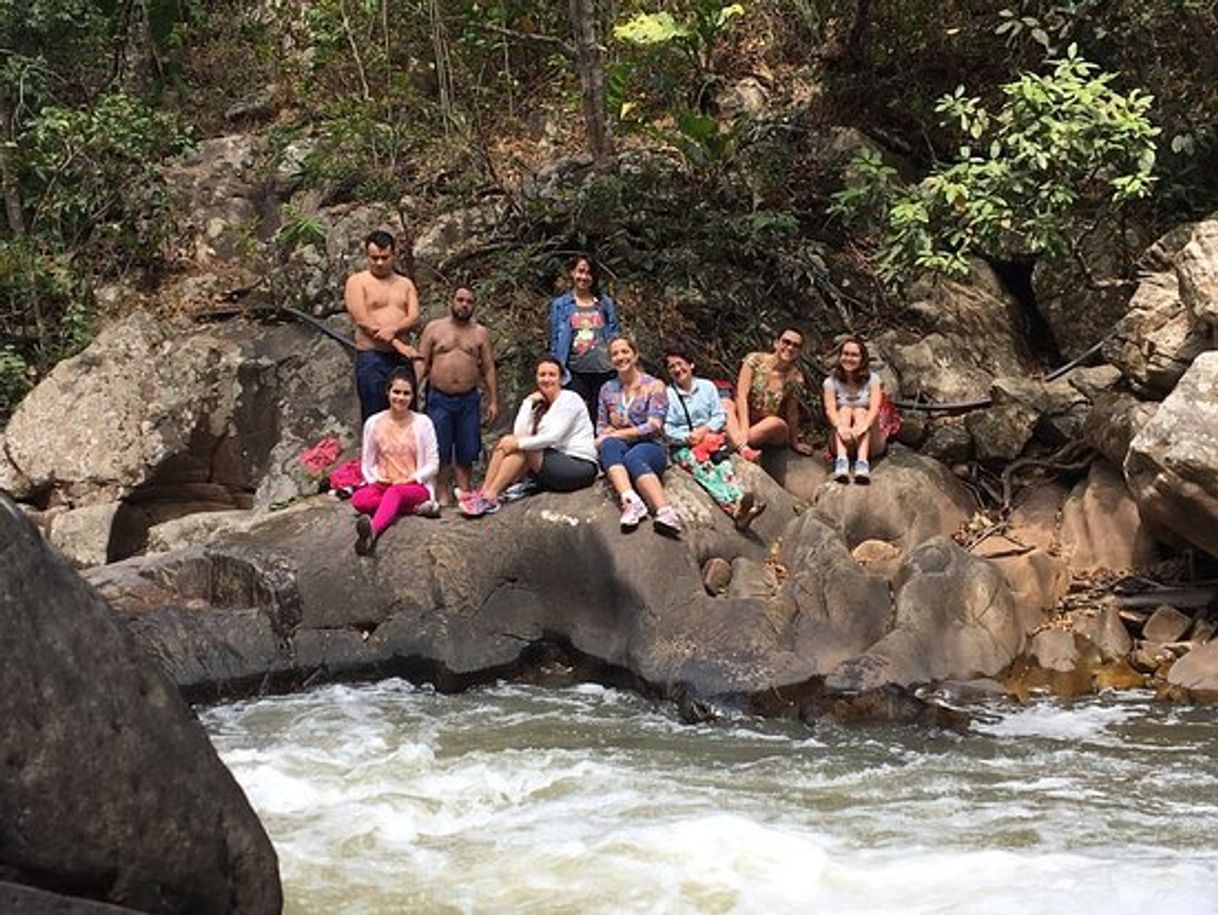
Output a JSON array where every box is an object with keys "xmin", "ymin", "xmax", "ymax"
[{"xmin": 460, "ymin": 357, "xmax": 598, "ymax": 517}]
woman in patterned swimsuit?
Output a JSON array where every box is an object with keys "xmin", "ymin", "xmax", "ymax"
[{"xmin": 734, "ymin": 327, "xmax": 815, "ymax": 455}]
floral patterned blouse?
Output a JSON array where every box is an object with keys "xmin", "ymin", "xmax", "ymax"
[{"xmin": 596, "ymin": 373, "xmax": 669, "ymax": 440}]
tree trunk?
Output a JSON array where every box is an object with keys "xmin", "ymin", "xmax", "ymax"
[
  {"xmin": 0, "ymin": 97, "xmax": 25, "ymax": 237},
  {"xmin": 568, "ymin": 0, "xmax": 612, "ymax": 161},
  {"xmin": 846, "ymin": 0, "xmax": 872, "ymax": 66}
]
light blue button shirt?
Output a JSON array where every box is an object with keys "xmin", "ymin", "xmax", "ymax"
[{"xmin": 664, "ymin": 378, "xmax": 727, "ymax": 445}]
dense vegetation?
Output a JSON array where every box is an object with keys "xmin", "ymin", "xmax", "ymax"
[{"xmin": 2, "ymin": 0, "xmax": 1216, "ymax": 415}]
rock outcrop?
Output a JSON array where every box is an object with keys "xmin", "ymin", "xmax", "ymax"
[
  {"xmin": 826, "ymin": 537, "xmax": 1024, "ymax": 691},
  {"xmin": 3, "ymin": 311, "xmax": 358, "ymax": 565},
  {"xmin": 811, "ymin": 445, "xmax": 974, "ymax": 551},
  {"xmin": 1125, "ymin": 351, "xmax": 1218, "ymax": 558},
  {"xmin": 1166, "ymin": 639, "xmax": 1218, "ymax": 702},
  {"xmin": 0, "ymin": 496, "xmax": 280, "ymax": 914},
  {"xmin": 1105, "ymin": 220, "xmax": 1215, "ymax": 398},
  {"xmin": 83, "ymin": 450, "xmax": 1025, "ymax": 708}
]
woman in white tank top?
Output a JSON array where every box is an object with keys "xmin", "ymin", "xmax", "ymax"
[{"xmin": 822, "ymin": 336, "xmax": 886, "ymax": 484}]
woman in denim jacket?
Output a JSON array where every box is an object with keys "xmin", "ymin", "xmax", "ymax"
[{"xmin": 548, "ymin": 253, "xmax": 620, "ymax": 420}]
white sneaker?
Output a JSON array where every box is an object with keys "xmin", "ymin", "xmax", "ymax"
[
  {"xmin": 654, "ymin": 505, "xmax": 683, "ymax": 536},
  {"xmin": 620, "ymin": 494, "xmax": 649, "ymax": 531},
  {"xmin": 415, "ymin": 500, "xmax": 441, "ymax": 518}
]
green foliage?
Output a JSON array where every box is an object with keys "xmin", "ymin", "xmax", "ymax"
[
  {"xmin": 276, "ymin": 206, "xmax": 329, "ymax": 249},
  {"xmin": 0, "ymin": 237, "xmax": 95, "ymax": 415},
  {"xmin": 833, "ymin": 48, "xmax": 1159, "ymax": 283},
  {"xmin": 19, "ymin": 92, "xmax": 189, "ymax": 263},
  {"xmin": 0, "ymin": 345, "xmax": 31, "ymax": 417},
  {"xmin": 615, "ymin": 0, "xmax": 744, "ymax": 70},
  {"xmin": 611, "ymin": 1, "xmax": 748, "ymax": 173}
]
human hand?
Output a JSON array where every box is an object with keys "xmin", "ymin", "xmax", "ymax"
[
  {"xmin": 373, "ymin": 324, "xmax": 397, "ymax": 343},
  {"xmin": 792, "ymin": 440, "xmax": 815, "ymax": 456},
  {"xmin": 688, "ymin": 428, "xmax": 706, "ymax": 446},
  {"xmin": 485, "ymin": 401, "xmax": 499, "ymax": 424},
  {"xmin": 498, "ymin": 434, "xmax": 519, "ymax": 454}
]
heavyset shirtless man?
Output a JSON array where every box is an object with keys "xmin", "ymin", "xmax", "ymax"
[
  {"xmin": 344, "ymin": 230, "xmax": 421, "ymax": 424},
  {"xmin": 417, "ymin": 287, "xmax": 499, "ymax": 505}
]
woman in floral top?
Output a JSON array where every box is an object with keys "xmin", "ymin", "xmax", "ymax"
[
  {"xmin": 734, "ymin": 326, "xmax": 815, "ymax": 456},
  {"xmin": 596, "ymin": 337, "xmax": 682, "ymax": 535}
]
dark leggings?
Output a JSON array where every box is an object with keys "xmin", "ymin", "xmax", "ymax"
[
  {"xmin": 566, "ymin": 370, "xmax": 615, "ymax": 423},
  {"xmin": 536, "ymin": 449, "xmax": 599, "ymax": 492}
]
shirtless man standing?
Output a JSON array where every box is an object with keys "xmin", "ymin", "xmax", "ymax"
[
  {"xmin": 344, "ymin": 230, "xmax": 421, "ymax": 424},
  {"xmin": 417, "ymin": 287, "xmax": 499, "ymax": 505}
]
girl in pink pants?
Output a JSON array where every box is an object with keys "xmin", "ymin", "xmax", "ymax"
[{"xmin": 354, "ymin": 369, "xmax": 441, "ymax": 554}]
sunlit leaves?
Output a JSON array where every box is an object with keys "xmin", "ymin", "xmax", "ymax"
[{"xmin": 833, "ymin": 50, "xmax": 1159, "ymax": 284}]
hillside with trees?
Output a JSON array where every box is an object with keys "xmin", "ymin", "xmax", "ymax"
[{"xmin": 3, "ymin": 0, "xmax": 1217, "ymax": 415}]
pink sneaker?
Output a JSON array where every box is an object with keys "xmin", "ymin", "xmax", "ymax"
[
  {"xmin": 739, "ymin": 445, "xmax": 762, "ymax": 462},
  {"xmin": 654, "ymin": 505, "xmax": 683, "ymax": 536},
  {"xmin": 619, "ymin": 494, "xmax": 648, "ymax": 531}
]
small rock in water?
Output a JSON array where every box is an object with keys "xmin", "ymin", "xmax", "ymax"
[
  {"xmin": 1093, "ymin": 659, "xmax": 1145, "ymax": 691},
  {"xmin": 800, "ymin": 685, "xmax": 969, "ymax": 731}
]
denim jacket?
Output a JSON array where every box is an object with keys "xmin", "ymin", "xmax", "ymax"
[{"xmin": 548, "ymin": 290, "xmax": 620, "ymax": 385}]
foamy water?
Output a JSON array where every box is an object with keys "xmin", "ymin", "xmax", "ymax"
[{"xmin": 201, "ymin": 682, "xmax": 1218, "ymax": 914}]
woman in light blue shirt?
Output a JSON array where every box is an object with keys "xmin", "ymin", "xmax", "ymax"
[{"xmin": 664, "ymin": 345, "xmax": 765, "ymax": 531}]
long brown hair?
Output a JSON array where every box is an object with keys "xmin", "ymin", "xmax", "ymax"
[
  {"xmin": 832, "ymin": 336, "xmax": 871, "ymax": 385},
  {"xmin": 531, "ymin": 357, "xmax": 564, "ymax": 432}
]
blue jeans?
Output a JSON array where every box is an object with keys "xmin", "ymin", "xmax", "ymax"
[
  {"xmin": 355, "ymin": 350, "xmax": 414, "ymax": 426},
  {"xmin": 599, "ymin": 438, "xmax": 667, "ymax": 481},
  {"xmin": 427, "ymin": 387, "xmax": 482, "ymax": 466}
]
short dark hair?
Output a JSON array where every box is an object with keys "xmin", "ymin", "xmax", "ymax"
[
  {"xmin": 776, "ymin": 325, "xmax": 805, "ymax": 344},
  {"xmin": 365, "ymin": 230, "xmax": 396, "ymax": 251},
  {"xmin": 662, "ymin": 343, "xmax": 696, "ymax": 365}
]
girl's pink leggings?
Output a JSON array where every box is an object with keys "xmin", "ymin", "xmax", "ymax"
[{"xmin": 351, "ymin": 482, "xmax": 429, "ymax": 534}]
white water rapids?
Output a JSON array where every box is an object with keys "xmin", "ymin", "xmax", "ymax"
[{"xmin": 201, "ymin": 680, "xmax": 1218, "ymax": 914}]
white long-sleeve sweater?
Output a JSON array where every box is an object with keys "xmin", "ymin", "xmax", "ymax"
[{"xmin": 512, "ymin": 390, "xmax": 597, "ymax": 463}]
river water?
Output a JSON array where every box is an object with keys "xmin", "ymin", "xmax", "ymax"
[{"xmin": 201, "ymin": 680, "xmax": 1218, "ymax": 914}]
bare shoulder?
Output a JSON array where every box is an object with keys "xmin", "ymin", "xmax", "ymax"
[{"xmin": 392, "ymin": 272, "xmax": 418, "ymax": 292}]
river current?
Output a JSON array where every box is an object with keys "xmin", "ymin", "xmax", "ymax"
[{"xmin": 201, "ymin": 680, "xmax": 1218, "ymax": 914}]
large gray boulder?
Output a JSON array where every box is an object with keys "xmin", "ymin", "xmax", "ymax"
[
  {"xmin": 0, "ymin": 495, "xmax": 280, "ymax": 914},
  {"xmin": 84, "ymin": 465, "xmax": 1024, "ymax": 710},
  {"xmin": 1125, "ymin": 351, "xmax": 1218, "ymax": 558},
  {"xmin": 4, "ymin": 311, "xmax": 358, "ymax": 562},
  {"xmin": 826, "ymin": 537, "xmax": 1024, "ymax": 691},
  {"xmin": 879, "ymin": 261, "xmax": 1034, "ymax": 406},
  {"xmin": 811, "ymin": 445, "xmax": 974, "ymax": 552}
]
